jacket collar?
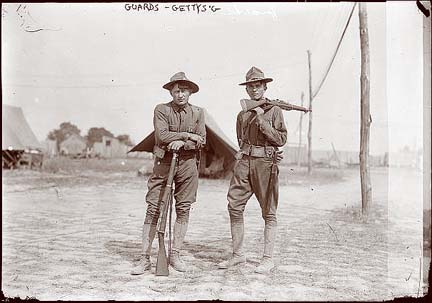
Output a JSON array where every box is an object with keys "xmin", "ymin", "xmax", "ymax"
[{"xmin": 170, "ymin": 101, "xmax": 190, "ymax": 113}]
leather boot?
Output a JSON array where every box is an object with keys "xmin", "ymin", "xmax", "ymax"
[
  {"xmin": 131, "ymin": 223, "xmax": 157, "ymax": 275},
  {"xmin": 169, "ymin": 221, "xmax": 188, "ymax": 272},
  {"xmin": 218, "ymin": 222, "xmax": 246, "ymax": 269},
  {"xmin": 255, "ymin": 224, "xmax": 276, "ymax": 273}
]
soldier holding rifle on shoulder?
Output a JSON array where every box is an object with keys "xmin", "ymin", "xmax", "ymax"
[
  {"xmin": 218, "ymin": 66, "xmax": 309, "ymax": 273},
  {"xmin": 131, "ymin": 72, "xmax": 206, "ymax": 275}
]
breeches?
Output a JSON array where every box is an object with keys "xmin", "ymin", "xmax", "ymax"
[
  {"xmin": 144, "ymin": 157, "xmax": 198, "ymax": 224},
  {"xmin": 227, "ymin": 157, "xmax": 279, "ymax": 225}
]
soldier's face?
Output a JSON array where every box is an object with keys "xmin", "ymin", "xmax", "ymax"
[
  {"xmin": 170, "ymin": 83, "xmax": 192, "ymax": 106},
  {"xmin": 246, "ymin": 81, "xmax": 266, "ymax": 100}
]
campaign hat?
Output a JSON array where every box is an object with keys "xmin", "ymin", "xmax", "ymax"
[
  {"xmin": 163, "ymin": 72, "xmax": 199, "ymax": 93},
  {"xmin": 239, "ymin": 66, "xmax": 273, "ymax": 86}
]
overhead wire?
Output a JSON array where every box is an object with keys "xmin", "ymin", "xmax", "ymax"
[
  {"xmin": 5, "ymin": 4, "xmax": 355, "ymax": 94},
  {"xmin": 329, "ymin": 4, "xmax": 347, "ymax": 51},
  {"xmin": 312, "ymin": 2, "xmax": 357, "ymax": 99},
  {"xmin": 297, "ymin": 4, "xmax": 349, "ymax": 143},
  {"xmin": 295, "ymin": 6, "xmax": 339, "ymax": 138}
]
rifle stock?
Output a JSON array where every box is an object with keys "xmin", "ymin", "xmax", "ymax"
[
  {"xmin": 240, "ymin": 98, "xmax": 311, "ymax": 113},
  {"xmin": 155, "ymin": 152, "xmax": 178, "ymax": 276}
]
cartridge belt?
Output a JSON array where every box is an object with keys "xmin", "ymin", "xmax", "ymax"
[
  {"xmin": 153, "ymin": 145, "xmax": 197, "ymax": 162},
  {"xmin": 240, "ymin": 143, "xmax": 276, "ymax": 158}
]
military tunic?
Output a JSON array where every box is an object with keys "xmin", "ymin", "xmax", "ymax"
[
  {"xmin": 144, "ymin": 101, "xmax": 206, "ymax": 225},
  {"xmin": 227, "ymin": 99, "xmax": 287, "ymax": 225}
]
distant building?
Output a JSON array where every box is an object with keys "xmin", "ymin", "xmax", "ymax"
[
  {"xmin": 92, "ymin": 136, "xmax": 129, "ymax": 158},
  {"xmin": 43, "ymin": 139, "xmax": 58, "ymax": 157},
  {"xmin": 59, "ymin": 134, "xmax": 87, "ymax": 156}
]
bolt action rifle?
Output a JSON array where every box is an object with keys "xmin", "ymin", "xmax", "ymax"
[
  {"xmin": 240, "ymin": 98, "xmax": 311, "ymax": 113},
  {"xmin": 155, "ymin": 151, "xmax": 178, "ymax": 276}
]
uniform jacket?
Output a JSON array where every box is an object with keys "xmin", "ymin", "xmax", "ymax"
[
  {"xmin": 153, "ymin": 101, "xmax": 206, "ymax": 154},
  {"xmin": 236, "ymin": 98, "xmax": 287, "ymax": 148}
]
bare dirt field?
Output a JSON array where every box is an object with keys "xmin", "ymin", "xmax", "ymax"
[{"xmin": 1, "ymin": 158, "xmax": 427, "ymax": 301}]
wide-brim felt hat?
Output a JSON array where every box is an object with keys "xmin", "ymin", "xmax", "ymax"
[
  {"xmin": 239, "ymin": 66, "xmax": 273, "ymax": 86},
  {"xmin": 163, "ymin": 72, "xmax": 199, "ymax": 93}
]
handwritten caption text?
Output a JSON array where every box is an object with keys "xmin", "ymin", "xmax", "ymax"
[{"xmin": 125, "ymin": 3, "xmax": 221, "ymax": 14}]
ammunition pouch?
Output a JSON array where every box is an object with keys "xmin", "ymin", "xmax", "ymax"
[{"xmin": 153, "ymin": 145, "xmax": 166, "ymax": 159}]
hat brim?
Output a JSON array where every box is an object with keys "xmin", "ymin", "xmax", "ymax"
[
  {"xmin": 238, "ymin": 78, "xmax": 273, "ymax": 86},
  {"xmin": 163, "ymin": 80, "xmax": 199, "ymax": 94}
]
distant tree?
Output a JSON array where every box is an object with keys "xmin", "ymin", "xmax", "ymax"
[
  {"xmin": 47, "ymin": 122, "xmax": 81, "ymax": 148},
  {"xmin": 86, "ymin": 127, "xmax": 114, "ymax": 147},
  {"xmin": 116, "ymin": 134, "xmax": 134, "ymax": 146}
]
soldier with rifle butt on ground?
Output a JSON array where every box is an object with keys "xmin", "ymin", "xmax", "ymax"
[
  {"xmin": 218, "ymin": 66, "xmax": 309, "ymax": 273},
  {"xmin": 131, "ymin": 72, "xmax": 206, "ymax": 275}
]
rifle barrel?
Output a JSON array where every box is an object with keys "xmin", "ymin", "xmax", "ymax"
[
  {"xmin": 240, "ymin": 98, "xmax": 310, "ymax": 113},
  {"xmin": 267, "ymin": 100, "xmax": 310, "ymax": 112},
  {"xmin": 155, "ymin": 152, "xmax": 178, "ymax": 276}
]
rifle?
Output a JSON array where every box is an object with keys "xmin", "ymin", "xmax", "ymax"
[
  {"xmin": 155, "ymin": 152, "xmax": 178, "ymax": 276},
  {"xmin": 240, "ymin": 98, "xmax": 311, "ymax": 113}
]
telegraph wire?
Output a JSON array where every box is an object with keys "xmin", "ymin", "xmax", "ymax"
[
  {"xmin": 5, "ymin": 4, "xmax": 355, "ymax": 92},
  {"xmin": 312, "ymin": 2, "xmax": 357, "ymax": 99}
]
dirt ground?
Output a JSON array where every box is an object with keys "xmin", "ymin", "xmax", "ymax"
[{"xmin": 1, "ymin": 158, "xmax": 428, "ymax": 301}]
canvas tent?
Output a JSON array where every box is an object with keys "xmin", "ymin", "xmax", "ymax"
[
  {"xmin": 129, "ymin": 109, "xmax": 238, "ymax": 177},
  {"xmin": 59, "ymin": 133, "xmax": 87, "ymax": 156},
  {"xmin": 2, "ymin": 104, "xmax": 43, "ymax": 168}
]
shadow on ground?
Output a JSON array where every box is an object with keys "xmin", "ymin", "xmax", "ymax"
[{"xmin": 104, "ymin": 240, "xmax": 142, "ymax": 262}]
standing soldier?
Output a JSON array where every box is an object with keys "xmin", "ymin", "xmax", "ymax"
[
  {"xmin": 218, "ymin": 66, "xmax": 287, "ymax": 273},
  {"xmin": 131, "ymin": 72, "xmax": 206, "ymax": 275}
]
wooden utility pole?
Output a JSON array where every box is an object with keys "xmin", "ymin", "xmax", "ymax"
[
  {"xmin": 359, "ymin": 3, "xmax": 372, "ymax": 218},
  {"xmin": 297, "ymin": 92, "xmax": 305, "ymax": 167},
  {"xmin": 307, "ymin": 50, "xmax": 313, "ymax": 174}
]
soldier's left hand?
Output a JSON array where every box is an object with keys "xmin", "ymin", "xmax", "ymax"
[
  {"xmin": 168, "ymin": 140, "xmax": 185, "ymax": 151},
  {"xmin": 275, "ymin": 150, "xmax": 284, "ymax": 163},
  {"xmin": 188, "ymin": 133, "xmax": 205, "ymax": 144}
]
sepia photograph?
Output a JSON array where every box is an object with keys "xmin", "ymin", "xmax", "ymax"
[{"xmin": 2, "ymin": 2, "xmax": 430, "ymax": 301}]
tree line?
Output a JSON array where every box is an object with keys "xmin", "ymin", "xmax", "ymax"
[{"xmin": 47, "ymin": 122, "xmax": 134, "ymax": 148}]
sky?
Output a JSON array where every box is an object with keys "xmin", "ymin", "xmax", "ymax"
[{"xmin": 1, "ymin": 2, "xmax": 425, "ymax": 155}]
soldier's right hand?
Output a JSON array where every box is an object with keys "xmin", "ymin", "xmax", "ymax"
[
  {"xmin": 168, "ymin": 140, "xmax": 185, "ymax": 151},
  {"xmin": 188, "ymin": 133, "xmax": 205, "ymax": 144},
  {"xmin": 252, "ymin": 107, "xmax": 265, "ymax": 115}
]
